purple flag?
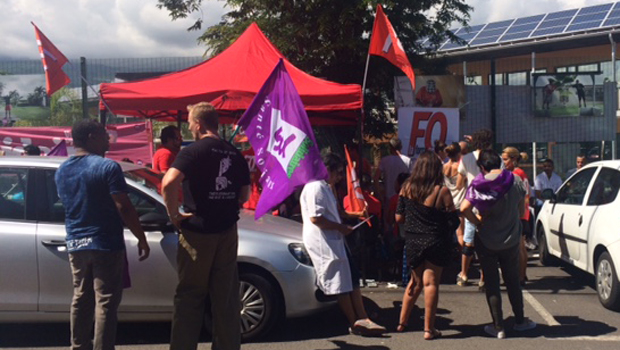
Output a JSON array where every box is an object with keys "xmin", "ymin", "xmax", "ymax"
[
  {"xmin": 238, "ymin": 59, "xmax": 328, "ymax": 219},
  {"xmin": 48, "ymin": 139, "xmax": 68, "ymax": 156}
]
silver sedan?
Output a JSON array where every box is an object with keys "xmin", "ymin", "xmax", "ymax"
[{"xmin": 0, "ymin": 156, "xmax": 334, "ymax": 341}]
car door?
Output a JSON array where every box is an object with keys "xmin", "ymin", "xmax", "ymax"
[
  {"xmin": 36, "ymin": 168, "xmax": 74, "ymax": 311},
  {"xmin": 545, "ymin": 167, "xmax": 597, "ymax": 263},
  {"xmin": 37, "ymin": 168, "xmax": 178, "ymax": 314},
  {"xmin": 0, "ymin": 167, "xmax": 38, "ymax": 312},
  {"xmin": 120, "ymin": 184, "xmax": 177, "ymax": 313},
  {"xmin": 583, "ymin": 167, "xmax": 620, "ymax": 272}
]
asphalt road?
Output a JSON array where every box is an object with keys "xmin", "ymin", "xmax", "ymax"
[{"xmin": 2, "ymin": 255, "xmax": 620, "ymax": 350}]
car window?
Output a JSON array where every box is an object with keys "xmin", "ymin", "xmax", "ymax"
[
  {"xmin": 127, "ymin": 187, "xmax": 167, "ymax": 218},
  {"xmin": 556, "ymin": 168, "xmax": 596, "ymax": 205},
  {"xmin": 0, "ymin": 168, "xmax": 27, "ymax": 220},
  {"xmin": 44, "ymin": 169, "xmax": 166, "ymax": 223},
  {"xmin": 44, "ymin": 170, "xmax": 66, "ymax": 223},
  {"xmin": 587, "ymin": 168, "xmax": 620, "ymax": 206}
]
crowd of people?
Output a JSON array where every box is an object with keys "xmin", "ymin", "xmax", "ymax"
[{"xmin": 49, "ymin": 105, "xmax": 601, "ymax": 348}]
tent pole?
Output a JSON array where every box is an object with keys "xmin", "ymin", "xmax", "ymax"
[{"xmin": 177, "ymin": 111, "xmax": 182, "ymax": 129}]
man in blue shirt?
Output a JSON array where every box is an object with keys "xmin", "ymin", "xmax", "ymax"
[{"xmin": 55, "ymin": 119, "xmax": 150, "ymax": 350}]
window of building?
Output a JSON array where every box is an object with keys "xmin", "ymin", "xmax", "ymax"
[
  {"xmin": 466, "ymin": 75, "xmax": 482, "ymax": 85},
  {"xmin": 578, "ymin": 63, "xmax": 599, "ymax": 72},
  {"xmin": 488, "ymin": 73, "xmax": 504, "ymax": 85},
  {"xmin": 507, "ymin": 72, "xmax": 528, "ymax": 85}
]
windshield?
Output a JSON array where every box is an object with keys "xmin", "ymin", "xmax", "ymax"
[{"xmin": 124, "ymin": 168, "xmax": 163, "ymax": 194}]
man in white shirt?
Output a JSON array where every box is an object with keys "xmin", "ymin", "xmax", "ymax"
[{"xmin": 535, "ymin": 158, "xmax": 563, "ymax": 198}]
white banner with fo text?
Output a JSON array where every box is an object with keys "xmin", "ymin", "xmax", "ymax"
[{"xmin": 398, "ymin": 107, "xmax": 460, "ymax": 159}]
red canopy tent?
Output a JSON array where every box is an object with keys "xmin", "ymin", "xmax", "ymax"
[{"xmin": 99, "ymin": 23, "xmax": 362, "ymax": 126}]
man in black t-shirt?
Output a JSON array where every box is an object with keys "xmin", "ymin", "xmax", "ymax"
[{"xmin": 162, "ymin": 102, "xmax": 250, "ymax": 350}]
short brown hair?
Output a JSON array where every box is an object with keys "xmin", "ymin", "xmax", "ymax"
[{"xmin": 188, "ymin": 102, "xmax": 218, "ymax": 130}]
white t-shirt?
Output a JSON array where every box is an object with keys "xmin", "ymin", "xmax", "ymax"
[
  {"xmin": 458, "ymin": 150, "xmax": 505, "ymax": 185},
  {"xmin": 300, "ymin": 180, "xmax": 352, "ymax": 295},
  {"xmin": 535, "ymin": 172, "xmax": 563, "ymax": 193},
  {"xmin": 379, "ymin": 154, "xmax": 412, "ymax": 199},
  {"xmin": 458, "ymin": 150, "xmax": 481, "ymax": 185}
]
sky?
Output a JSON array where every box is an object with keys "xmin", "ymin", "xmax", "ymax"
[{"xmin": 0, "ymin": 0, "xmax": 616, "ymax": 60}]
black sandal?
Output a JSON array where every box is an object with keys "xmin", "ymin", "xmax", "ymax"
[{"xmin": 424, "ymin": 329, "xmax": 442, "ymax": 340}]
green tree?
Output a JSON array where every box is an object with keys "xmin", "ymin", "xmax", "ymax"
[
  {"xmin": 50, "ymin": 87, "xmax": 81, "ymax": 126},
  {"xmin": 157, "ymin": 0, "xmax": 471, "ymax": 138},
  {"xmin": 8, "ymin": 90, "xmax": 20, "ymax": 106},
  {"xmin": 27, "ymin": 86, "xmax": 46, "ymax": 106}
]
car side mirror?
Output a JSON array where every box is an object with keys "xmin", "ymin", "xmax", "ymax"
[
  {"xmin": 541, "ymin": 188, "xmax": 556, "ymax": 202},
  {"xmin": 139, "ymin": 212, "xmax": 172, "ymax": 232}
]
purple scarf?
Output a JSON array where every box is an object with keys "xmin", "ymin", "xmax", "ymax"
[{"xmin": 465, "ymin": 170, "xmax": 514, "ymax": 212}]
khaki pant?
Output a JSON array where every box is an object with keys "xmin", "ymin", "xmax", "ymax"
[
  {"xmin": 170, "ymin": 225, "xmax": 240, "ymax": 350},
  {"xmin": 69, "ymin": 249, "xmax": 125, "ymax": 350}
]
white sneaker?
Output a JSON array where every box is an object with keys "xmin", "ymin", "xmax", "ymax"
[
  {"xmin": 484, "ymin": 324, "xmax": 506, "ymax": 339},
  {"xmin": 513, "ymin": 318, "xmax": 537, "ymax": 331}
]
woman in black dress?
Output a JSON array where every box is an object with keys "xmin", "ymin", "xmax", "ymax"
[{"xmin": 396, "ymin": 151, "xmax": 459, "ymax": 340}]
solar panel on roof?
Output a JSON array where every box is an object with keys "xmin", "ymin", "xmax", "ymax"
[
  {"xmin": 428, "ymin": 1, "xmax": 620, "ymax": 52},
  {"xmin": 500, "ymin": 32, "xmax": 534, "ymax": 41},
  {"xmin": 476, "ymin": 27, "xmax": 509, "ymax": 38},
  {"xmin": 470, "ymin": 36, "xmax": 501, "ymax": 46},
  {"xmin": 567, "ymin": 21, "xmax": 605, "ymax": 32},
  {"xmin": 513, "ymin": 15, "xmax": 545, "ymax": 25},
  {"xmin": 464, "ymin": 24, "xmax": 486, "ymax": 32},
  {"xmin": 608, "ymin": 8, "xmax": 620, "ymax": 18},
  {"xmin": 537, "ymin": 17, "xmax": 572, "ymax": 29},
  {"xmin": 604, "ymin": 17, "xmax": 620, "ymax": 26},
  {"xmin": 484, "ymin": 20, "xmax": 513, "ymax": 30},
  {"xmin": 578, "ymin": 3, "xmax": 613, "ymax": 15},
  {"xmin": 532, "ymin": 26, "xmax": 567, "ymax": 37},
  {"xmin": 505, "ymin": 22, "xmax": 539, "ymax": 34},
  {"xmin": 546, "ymin": 9, "xmax": 578, "ymax": 20},
  {"xmin": 571, "ymin": 12, "xmax": 608, "ymax": 24}
]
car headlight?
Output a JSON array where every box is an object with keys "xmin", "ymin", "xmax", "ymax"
[{"xmin": 288, "ymin": 243, "xmax": 313, "ymax": 266}]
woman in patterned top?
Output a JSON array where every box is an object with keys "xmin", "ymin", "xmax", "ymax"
[{"xmin": 395, "ymin": 151, "xmax": 459, "ymax": 340}]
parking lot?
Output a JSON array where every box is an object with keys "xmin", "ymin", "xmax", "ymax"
[{"xmin": 2, "ymin": 255, "xmax": 619, "ymax": 350}]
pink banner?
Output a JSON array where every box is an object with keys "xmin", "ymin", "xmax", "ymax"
[{"xmin": 0, "ymin": 122, "xmax": 152, "ymax": 165}]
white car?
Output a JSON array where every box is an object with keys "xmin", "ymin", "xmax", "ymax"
[
  {"xmin": 0, "ymin": 157, "xmax": 334, "ymax": 340},
  {"xmin": 536, "ymin": 160, "xmax": 620, "ymax": 311}
]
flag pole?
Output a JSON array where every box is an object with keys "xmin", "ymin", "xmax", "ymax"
[
  {"xmin": 358, "ymin": 53, "xmax": 371, "ymax": 183},
  {"xmin": 66, "ymin": 60, "xmax": 116, "ymax": 119}
]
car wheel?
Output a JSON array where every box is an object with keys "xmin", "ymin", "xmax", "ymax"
[
  {"xmin": 596, "ymin": 252, "xmax": 620, "ymax": 311},
  {"xmin": 239, "ymin": 272, "xmax": 281, "ymax": 341},
  {"xmin": 202, "ymin": 272, "xmax": 282, "ymax": 342},
  {"xmin": 538, "ymin": 228, "xmax": 555, "ymax": 266}
]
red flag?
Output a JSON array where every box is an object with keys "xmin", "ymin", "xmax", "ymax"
[
  {"xmin": 344, "ymin": 145, "xmax": 366, "ymax": 213},
  {"xmin": 32, "ymin": 22, "xmax": 71, "ymax": 96},
  {"xmin": 369, "ymin": 5, "xmax": 416, "ymax": 90}
]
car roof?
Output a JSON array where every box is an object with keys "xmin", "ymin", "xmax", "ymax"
[
  {"xmin": 581, "ymin": 160, "xmax": 620, "ymax": 171},
  {"xmin": 0, "ymin": 156, "xmax": 142, "ymax": 172}
]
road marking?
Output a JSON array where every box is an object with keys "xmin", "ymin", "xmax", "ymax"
[{"xmin": 523, "ymin": 290, "xmax": 560, "ymax": 326}]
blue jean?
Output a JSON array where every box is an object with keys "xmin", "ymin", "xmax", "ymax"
[{"xmin": 464, "ymin": 219, "xmax": 476, "ymax": 244}]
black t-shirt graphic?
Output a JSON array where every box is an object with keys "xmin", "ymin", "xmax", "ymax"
[{"xmin": 172, "ymin": 137, "xmax": 250, "ymax": 233}]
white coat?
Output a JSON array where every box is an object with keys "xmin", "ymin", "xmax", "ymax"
[{"xmin": 300, "ymin": 180, "xmax": 353, "ymax": 295}]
